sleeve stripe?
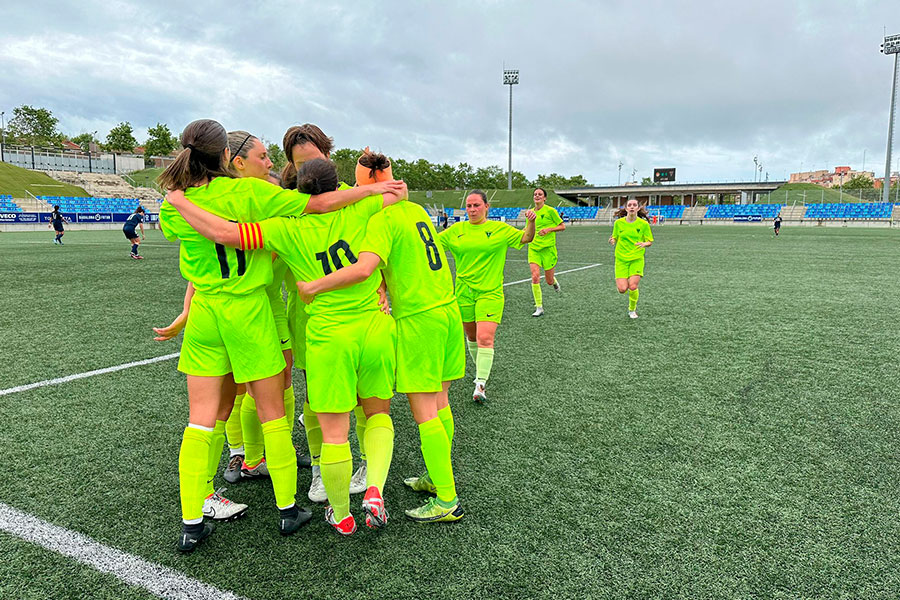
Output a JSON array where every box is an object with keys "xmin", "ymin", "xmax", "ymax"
[
  {"xmin": 252, "ymin": 223, "xmax": 263, "ymax": 249},
  {"xmin": 239, "ymin": 223, "xmax": 247, "ymax": 250}
]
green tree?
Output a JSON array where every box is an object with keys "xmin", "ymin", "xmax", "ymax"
[
  {"xmin": 105, "ymin": 122, "xmax": 138, "ymax": 153},
  {"xmin": 143, "ymin": 123, "xmax": 178, "ymax": 158},
  {"xmin": 8, "ymin": 105, "xmax": 60, "ymax": 147},
  {"xmin": 331, "ymin": 147, "xmax": 363, "ymax": 185},
  {"xmin": 534, "ymin": 172, "xmax": 588, "ymax": 189},
  {"xmin": 842, "ymin": 174, "xmax": 874, "ymax": 190},
  {"xmin": 266, "ymin": 143, "xmax": 287, "ymax": 173},
  {"xmin": 640, "ymin": 176, "xmax": 661, "ymax": 186},
  {"xmin": 68, "ymin": 132, "xmax": 99, "ymax": 150}
]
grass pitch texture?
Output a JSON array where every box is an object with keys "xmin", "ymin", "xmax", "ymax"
[
  {"xmin": 1, "ymin": 226, "xmax": 899, "ymax": 599},
  {"xmin": 0, "ymin": 162, "xmax": 89, "ymax": 199}
]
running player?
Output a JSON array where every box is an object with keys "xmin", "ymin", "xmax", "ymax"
[
  {"xmin": 609, "ymin": 198, "xmax": 653, "ymax": 319},
  {"xmin": 436, "ymin": 191, "xmax": 536, "ymax": 403},
  {"xmin": 774, "ymin": 213, "xmax": 783, "ymax": 237},
  {"xmin": 50, "ymin": 205, "xmax": 65, "ymax": 245},
  {"xmin": 123, "ymin": 207, "xmax": 146, "ymax": 259},
  {"xmin": 296, "ymin": 151, "xmax": 464, "ymax": 522},
  {"xmin": 528, "ymin": 187, "xmax": 565, "ymax": 317},
  {"xmin": 158, "ymin": 119, "xmax": 400, "ymax": 551}
]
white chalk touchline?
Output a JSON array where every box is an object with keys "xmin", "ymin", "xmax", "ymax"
[
  {"xmin": 0, "ymin": 502, "xmax": 245, "ymax": 600},
  {"xmin": 0, "ymin": 353, "xmax": 180, "ymax": 397},
  {"xmin": 504, "ymin": 262, "xmax": 603, "ymax": 286}
]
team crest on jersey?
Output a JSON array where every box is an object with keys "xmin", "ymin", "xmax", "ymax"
[{"xmin": 485, "ymin": 231, "xmax": 493, "ymax": 238}]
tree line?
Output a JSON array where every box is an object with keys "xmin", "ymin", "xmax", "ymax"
[{"xmin": 0, "ymin": 105, "xmax": 590, "ymax": 188}]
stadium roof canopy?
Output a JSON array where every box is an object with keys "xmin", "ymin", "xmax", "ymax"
[{"xmin": 555, "ymin": 181, "xmax": 786, "ymax": 205}]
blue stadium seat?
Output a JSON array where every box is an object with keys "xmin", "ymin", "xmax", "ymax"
[{"xmin": 803, "ymin": 203, "xmax": 891, "ymax": 219}]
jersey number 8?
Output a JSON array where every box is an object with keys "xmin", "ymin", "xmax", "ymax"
[{"xmin": 416, "ymin": 222, "xmax": 442, "ymax": 271}]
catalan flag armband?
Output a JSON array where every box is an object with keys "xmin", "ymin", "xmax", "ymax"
[{"xmin": 239, "ymin": 222, "xmax": 264, "ymax": 251}]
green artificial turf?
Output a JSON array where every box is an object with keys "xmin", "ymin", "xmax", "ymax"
[{"xmin": 1, "ymin": 225, "xmax": 900, "ymax": 599}]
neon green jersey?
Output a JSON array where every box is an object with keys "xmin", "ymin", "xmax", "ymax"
[
  {"xmin": 259, "ymin": 194, "xmax": 385, "ymax": 316},
  {"xmin": 530, "ymin": 204, "xmax": 563, "ymax": 250},
  {"xmin": 361, "ymin": 201, "xmax": 455, "ymax": 319},
  {"xmin": 160, "ymin": 177, "xmax": 310, "ymax": 294},
  {"xmin": 611, "ymin": 217, "xmax": 653, "ymax": 262},
  {"xmin": 436, "ymin": 220, "xmax": 525, "ymax": 291}
]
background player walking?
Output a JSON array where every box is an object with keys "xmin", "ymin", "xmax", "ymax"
[{"xmin": 123, "ymin": 207, "xmax": 145, "ymax": 259}]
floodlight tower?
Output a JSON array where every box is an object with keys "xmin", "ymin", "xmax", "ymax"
[
  {"xmin": 881, "ymin": 34, "xmax": 900, "ymax": 203},
  {"xmin": 0, "ymin": 111, "xmax": 5, "ymax": 162},
  {"xmin": 503, "ymin": 69, "xmax": 519, "ymax": 190}
]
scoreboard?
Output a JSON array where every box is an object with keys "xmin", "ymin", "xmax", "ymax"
[{"xmin": 653, "ymin": 168, "xmax": 675, "ymax": 183}]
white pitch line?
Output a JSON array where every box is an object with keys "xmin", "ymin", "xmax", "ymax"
[
  {"xmin": 504, "ymin": 262, "xmax": 603, "ymax": 286},
  {"xmin": 0, "ymin": 353, "xmax": 179, "ymax": 397},
  {"xmin": 0, "ymin": 502, "xmax": 245, "ymax": 600}
]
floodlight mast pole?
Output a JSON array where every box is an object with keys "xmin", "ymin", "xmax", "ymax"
[
  {"xmin": 503, "ymin": 69, "xmax": 519, "ymax": 191},
  {"xmin": 883, "ymin": 50, "xmax": 899, "ymax": 204}
]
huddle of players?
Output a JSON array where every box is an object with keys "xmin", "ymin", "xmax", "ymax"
[{"xmin": 157, "ymin": 118, "xmax": 654, "ymax": 552}]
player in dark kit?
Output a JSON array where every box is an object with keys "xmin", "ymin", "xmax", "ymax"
[
  {"xmin": 773, "ymin": 214, "xmax": 783, "ymax": 237},
  {"xmin": 124, "ymin": 207, "xmax": 146, "ymax": 259},
  {"xmin": 50, "ymin": 205, "xmax": 65, "ymax": 245}
]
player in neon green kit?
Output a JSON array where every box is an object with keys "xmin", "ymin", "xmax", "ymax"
[
  {"xmin": 609, "ymin": 198, "xmax": 653, "ymax": 319},
  {"xmin": 437, "ymin": 191, "xmax": 536, "ymax": 403},
  {"xmin": 158, "ymin": 120, "xmax": 401, "ymax": 551},
  {"xmin": 296, "ymin": 151, "xmax": 464, "ymax": 522},
  {"xmin": 279, "ymin": 124, "xmax": 375, "ymax": 503},
  {"xmin": 528, "ymin": 187, "xmax": 565, "ymax": 317},
  {"xmin": 166, "ymin": 157, "xmax": 407, "ymax": 536},
  {"xmin": 155, "ymin": 132, "xmax": 293, "ymax": 492}
]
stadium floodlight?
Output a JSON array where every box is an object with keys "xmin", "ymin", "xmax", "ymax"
[
  {"xmin": 1, "ymin": 111, "xmax": 5, "ymax": 162},
  {"xmin": 881, "ymin": 34, "xmax": 900, "ymax": 203},
  {"xmin": 503, "ymin": 69, "xmax": 519, "ymax": 190},
  {"xmin": 618, "ymin": 160, "xmax": 623, "ymax": 185}
]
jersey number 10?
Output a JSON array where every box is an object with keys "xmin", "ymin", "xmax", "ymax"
[{"xmin": 315, "ymin": 240, "xmax": 358, "ymax": 275}]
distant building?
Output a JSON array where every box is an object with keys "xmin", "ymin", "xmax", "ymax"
[
  {"xmin": 874, "ymin": 173, "xmax": 900, "ymax": 189},
  {"xmin": 789, "ymin": 166, "xmax": 875, "ymax": 188}
]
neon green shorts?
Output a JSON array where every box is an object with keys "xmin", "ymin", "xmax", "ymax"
[
  {"xmin": 455, "ymin": 280, "xmax": 504, "ymax": 324},
  {"xmin": 179, "ymin": 291, "xmax": 285, "ymax": 384},
  {"xmin": 305, "ymin": 310, "xmax": 396, "ymax": 413},
  {"xmin": 396, "ymin": 302, "xmax": 466, "ymax": 393},
  {"xmin": 269, "ymin": 294, "xmax": 292, "ymax": 352},
  {"xmin": 615, "ymin": 257, "xmax": 645, "ymax": 279},
  {"xmin": 528, "ymin": 245, "xmax": 558, "ymax": 270},
  {"xmin": 286, "ymin": 289, "xmax": 308, "ymax": 370}
]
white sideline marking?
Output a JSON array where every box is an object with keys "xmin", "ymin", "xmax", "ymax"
[
  {"xmin": 0, "ymin": 353, "xmax": 179, "ymax": 397},
  {"xmin": 504, "ymin": 262, "xmax": 603, "ymax": 286},
  {"xmin": 0, "ymin": 502, "xmax": 244, "ymax": 600}
]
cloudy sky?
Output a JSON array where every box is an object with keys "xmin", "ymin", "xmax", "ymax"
[{"xmin": 2, "ymin": 1, "xmax": 899, "ymax": 184}]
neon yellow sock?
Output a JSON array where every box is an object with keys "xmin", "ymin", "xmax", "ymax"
[
  {"xmin": 260, "ymin": 417, "xmax": 297, "ymax": 509},
  {"xmin": 179, "ymin": 425, "xmax": 212, "ymax": 523},
  {"xmin": 475, "ymin": 347, "xmax": 495, "ymax": 383},
  {"xmin": 418, "ymin": 418, "xmax": 456, "ymax": 503},
  {"xmin": 437, "ymin": 405, "xmax": 455, "ymax": 445},
  {"xmin": 225, "ymin": 393, "xmax": 244, "ymax": 453},
  {"xmin": 303, "ymin": 401, "xmax": 322, "ymax": 466},
  {"xmin": 353, "ymin": 405, "xmax": 367, "ymax": 461},
  {"xmin": 204, "ymin": 420, "xmax": 226, "ymax": 497},
  {"xmin": 241, "ymin": 395, "xmax": 264, "ymax": 467},
  {"xmin": 363, "ymin": 413, "xmax": 394, "ymax": 493},
  {"xmin": 321, "ymin": 442, "xmax": 352, "ymax": 520},
  {"xmin": 283, "ymin": 385, "xmax": 295, "ymax": 435},
  {"xmin": 531, "ymin": 283, "xmax": 543, "ymax": 308},
  {"xmin": 466, "ymin": 339, "xmax": 478, "ymax": 364},
  {"xmin": 629, "ymin": 288, "xmax": 639, "ymax": 311}
]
